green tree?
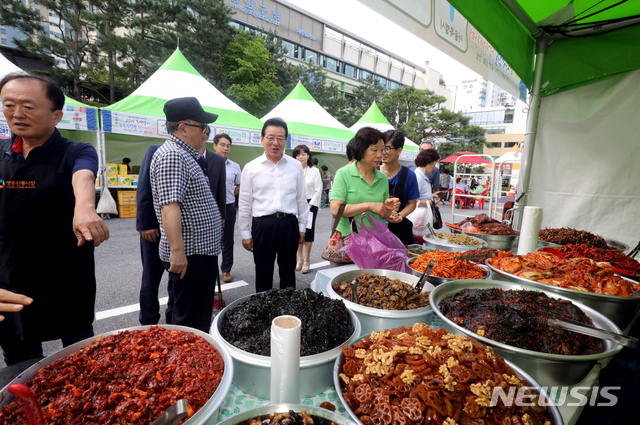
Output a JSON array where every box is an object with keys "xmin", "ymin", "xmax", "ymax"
[
  {"xmin": 378, "ymin": 86, "xmax": 446, "ymax": 141},
  {"xmin": 219, "ymin": 31, "xmax": 282, "ymax": 117},
  {"xmin": 1, "ymin": 0, "xmax": 97, "ymax": 99},
  {"xmin": 262, "ymin": 32, "xmax": 300, "ymax": 98}
]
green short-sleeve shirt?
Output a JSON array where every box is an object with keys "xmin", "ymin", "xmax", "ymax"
[{"xmin": 330, "ymin": 161, "xmax": 390, "ymax": 236}]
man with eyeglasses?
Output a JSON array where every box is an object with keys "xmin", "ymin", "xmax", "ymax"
[
  {"xmin": 238, "ymin": 117, "xmax": 308, "ymax": 292},
  {"xmin": 380, "ymin": 129, "xmax": 420, "ymax": 245},
  {"xmin": 148, "ymin": 97, "xmax": 223, "ymax": 332},
  {"xmin": 212, "ymin": 133, "xmax": 241, "ymax": 283},
  {"xmin": 137, "ymin": 120, "xmax": 226, "ymax": 326}
]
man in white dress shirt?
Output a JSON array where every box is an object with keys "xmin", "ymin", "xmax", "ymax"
[{"xmin": 238, "ymin": 117, "xmax": 308, "ymax": 292}]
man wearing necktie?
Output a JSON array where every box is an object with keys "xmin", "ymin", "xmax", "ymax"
[{"xmin": 149, "ymin": 97, "xmax": 222, "ymax": 332}]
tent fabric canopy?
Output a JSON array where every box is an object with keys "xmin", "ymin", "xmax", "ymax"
[
  {"xmin": 441, "ymin": 151, "xmax": 491, "ymax": 164},
  {"xmin": 349, "ymin": 102, "xmax": 419, "ymax": 152},
  {"xmin": 447, "ymin": 0, "xmax": 640, "ymax": 97},
  {"xmin": 103, "ymin": 49, "xmax": 263, "ymax": 131},
  {"xmin": 262, "ymin": 82, "xmax": 354, "ymax": 142}
]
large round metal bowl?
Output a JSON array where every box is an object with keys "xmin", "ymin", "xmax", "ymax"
[
  {"xmin": 605, "ymin": 238, "xmax": 630, "ymax": 253},
  {"xmin": 333, "ymin": 330, "xmax": 564, "ymax": 425},
  {"xmin": 461, "ymin": 230, "xmax": 519, "ymax": 251},
  {"xmin": 327, "ymin": 268, "xmax": 434, "ymax": 337},
  {"xmin": 0, "ymin": 325, "xmax": 233, "ymax": 425},
  {"xmin": 217, "ymin": 403, "xmax": 358, "ymax": 425},
  {"xmin": 537, "ymin": 239, "xmax": 563, "ymax": 248},
  {"xmin": 487, "ymin": 263, "xmax": 640, "ymax": 330},
  {"xmin": 211, "ymin": 294, "xmax": 361, "ymax": 400},
  {"xmin": 407, "ymin": 257, "xmax": 491, "ymax": 286},
  {"xmin": 430, "ymin": 279, "xmax": 624, "ymax": 387},
  {"xmin": 423, "ymin": 234, "xmax": 487, "ymax": 252}
]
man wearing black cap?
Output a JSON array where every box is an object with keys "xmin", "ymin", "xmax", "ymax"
[{"xmin": 149, "ymin": 97, "xmax": 223, "ymax": 332}]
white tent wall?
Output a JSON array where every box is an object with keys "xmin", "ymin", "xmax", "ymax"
[{"xmin": 529, "ymin": 69, "xmax": 640, "ymax": 248}]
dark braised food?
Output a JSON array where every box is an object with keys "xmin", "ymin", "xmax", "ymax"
[
  {"xmin": 0, "ymin": 327, "xmax": 224, "ymax": 425},
  {"xmin": 557, "ymin": 244, "xmax": 640, "ymax": 274},
  {"xmin": 339, "ymin": 324, "xmax": 556, "ymax": 425},
  {"xmin": 539, "ymin": 227, "xmax": 609, "ymax": 249},
  {"xmin": 438, "ymin": 288, "xmax": 604, "ymax": 355},
  {"xmin": 454, "ymin": 213, "xmax": 519, "ymax": 235},
  {"xmin": 333, "ymin": 273, "xmax": 430, "ymax": 310},
  {"xmin": 250, "ymin": 410, "xmax": 336, "ymax": 425},
  {"xmin": 221, "ymin": 288, "xmax": 353, "ymax": 356}
]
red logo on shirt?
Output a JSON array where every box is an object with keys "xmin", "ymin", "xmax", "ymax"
[{"xmin": 0, "ymin": 180, "xmax": 36, "ymax": 189}]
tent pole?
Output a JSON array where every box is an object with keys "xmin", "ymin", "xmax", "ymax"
[{"xmin": 512, "ymin": 37, "xmax": 547, "ymax": 229}]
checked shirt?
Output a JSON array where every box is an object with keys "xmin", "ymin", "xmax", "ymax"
[{"xmin": 150, "ymin": 135, "xmax": 222, "ymax": 262}]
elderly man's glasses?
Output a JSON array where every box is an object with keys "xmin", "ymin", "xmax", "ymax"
[
  {"xmin": 264, "ymin": 136, "xmax": 286, "ymax": 143},
  {"xmin": 183, "ymin": 122, "xmax": 210, "ymax": 134},
  {"xmin": 383, "ymin": 146, "xmax": 397, "ymax": 152}
]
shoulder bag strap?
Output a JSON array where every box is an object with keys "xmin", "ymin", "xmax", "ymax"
[{"xmin": 331, "ymin": 203, "xmax": 346, "ymax": 234}]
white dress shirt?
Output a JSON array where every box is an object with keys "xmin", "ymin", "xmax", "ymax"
[
  {"xmin": 238, "ymin": 153, "xmax": 309, "ymax": 239},
  {"xmin": 303, "ymin": 165, "xmax": 323, "ymax": 207},
  {"xmin": 224, "ymin": 158, "xmax": 242, "ymax": 204}
]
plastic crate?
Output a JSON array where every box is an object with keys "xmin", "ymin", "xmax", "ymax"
[
  {"xmin": 118, "ymin": 204, "xmax": 137, "ymax": 218},
  {"xmin": 117, "ymin": 190, "xmax": 137, "ymax": 206}
]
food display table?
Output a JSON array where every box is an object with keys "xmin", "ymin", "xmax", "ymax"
[{"xmin": 307, "ymin": 265, "xmax": 604, "ymax": 425}]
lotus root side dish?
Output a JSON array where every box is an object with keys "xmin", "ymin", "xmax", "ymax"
[
  {"xmin": 339, "ymin": 324, "xmax": 554, "ymax": 425},
  {"xmin": 0, "ymin": 327, "xmax": 224, "ymax": 425},
  {"xmin": 438, "ymin": 288, "xmax": 604, "ymax": 355}
]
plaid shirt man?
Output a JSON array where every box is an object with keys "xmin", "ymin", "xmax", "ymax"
[{"xmin": 150, "ymin": 134, "xmax": 222, "ymax": 261}]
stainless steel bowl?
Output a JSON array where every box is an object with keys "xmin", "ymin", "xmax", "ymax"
[
  {"xmin": 605, "ymin": 238, "xmax": 630, "ymax": 253},
  {"xmin": 333, "ymin": 330, "xmax": 564, "ymax": 425},
  {"xmin": 537, "ymin": 239, "xmax": 563, "ymax": 248},
  {"xmin": 423, "ymin": 234, "xmax": 487, "ymax": 252},
  {"xmin": 430, "ymin": 279, "xmax": 624, "ymax": 387},
  {"xmin": 217, "ymin": 403, "xmax": 358, "ymax": 425},
  {"xmin": 211, "ymin": 294, "xmax": 361, "ymax": 400},
  {"xmin": 407, "ymin": 257, "xmax": 491, "ymax": 286},
  {"xmin": 462, "ymin": 230, "xmax": 519, "ymax": 251},
  {"xmin": 327, "ymin": 269, "xmax": 434, "ymax": 337},
  {"xmin": 0, "ymin": 325, "xmax": 233, "ymax": 425},
  {"xmin": 487, "ymin": 263, "xmax": 640, "ymax": 330}
]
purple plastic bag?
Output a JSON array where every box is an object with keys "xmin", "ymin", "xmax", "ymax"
[{"xmin": 342, "ymin": 213, "xmax": 411, "ymax": 273}]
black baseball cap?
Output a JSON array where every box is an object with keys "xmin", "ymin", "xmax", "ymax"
[{"xmin": 163, "ymin": 97, "xmax": 218, "ymax": 123}]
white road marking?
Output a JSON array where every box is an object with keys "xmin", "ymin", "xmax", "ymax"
[
  {"xmin": 310, "ymin": 261, "xmax": 329, "ymax": 270},
  {"xmin": 95, "ymin": 280, "xmax": 249, "ymax": 320}
]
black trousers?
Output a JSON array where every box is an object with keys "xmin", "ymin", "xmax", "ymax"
[
  {"xmin": 1, "ymin": 324, "xmax": 94, "ymax": 366},
  {"xmin": 252, "ymin": 215, "xmax": 299, "ymax": 293},
  {"xmin": 163, "ymin": 255, "xmax": 217, "ymax": 333},
  {"xmin": 138, "ymin": 235, "xmax": 168, "ymax": 325},
  {"xmin": 221, "ymin": 203, "xmax": 237, "ymax": 273}
]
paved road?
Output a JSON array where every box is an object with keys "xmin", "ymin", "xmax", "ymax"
[{"xmin": 33, "ymin": 198, "xmax": 507, "ymax": 361}]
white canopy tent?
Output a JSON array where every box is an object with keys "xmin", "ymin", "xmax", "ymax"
[
  {"xmin": 349, "ymin": 102, "xmax": 419, "ymax": 162},
  {"xmin": 262, "ymin": 82, "xmax": 356, "ymax": 171},
  {"xmin": 100, "ymin": 49, "xmax": 266, "ymax": 169}
]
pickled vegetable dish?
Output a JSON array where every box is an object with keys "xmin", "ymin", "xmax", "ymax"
[
  {"xmin": 333, "ymin": 273, "xmax": 430, "ymax": 310},
  {"xmin": 438, "ymin": 288, "xmax": 604, "ymax": 355},
  {"xmin": 339, "ymin": 324, "xmax": 555, "ymax": 425},
  {"xmin": 0, "ymin": 327, "xmax": 224, "ymax": 425}
]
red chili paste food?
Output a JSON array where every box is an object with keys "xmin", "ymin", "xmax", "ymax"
[{"xmin": 0, "ymin": 326, "xmax": 224, "ymax": 425}]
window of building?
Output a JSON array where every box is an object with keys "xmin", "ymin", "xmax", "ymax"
[
  {"xmin": 505, "ymin": 142, "xmax": 518, "ymax": 147},
  {"xmin": 306, "ymin": 50, "xmax": 318, "ymax": 65},
  {"xmin": 504, "ymin": 109, "xmax": 514, "ymax": 123},
  {"xmin": 281, "ymin": 40, "xmax": 295, "ymax": 57},
  {"xmin": 1, "ymin": 38, "xmax": 7, "ymax": 46},
  {"xmin": 343, "ymin": 63, "xmax": 356, "ymax": 78},
  {"xmin": 488, "ymin": 142, "xmax": 502, "ymax": 148},
  {"xmin": 0, "ymin": 28, "xmax": 5, "ymax": 35},
  {"xmin": 324, "ymin": 56, "xmax": 338, "ymax": 72},
  {"xmin": 485, "ymin": 127, "xmax": 506, "ymax": 134}
]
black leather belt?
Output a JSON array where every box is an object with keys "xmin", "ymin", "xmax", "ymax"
[{"xmin": 260, "ymin": 212, "xmax": 293, "ymax": 218}]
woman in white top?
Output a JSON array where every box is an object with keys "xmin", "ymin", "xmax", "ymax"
[
  {"xmin": 292, "ymin": 145, "xmax": 323, "ymax": 273},
  {"xmin": 414, "ymin": 149, "xmax": 442, "ymax": 206}
]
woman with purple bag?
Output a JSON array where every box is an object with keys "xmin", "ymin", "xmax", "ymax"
[{"xmin": 323, "ymin": 127, "xmax": 400, "ymax": 267}]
